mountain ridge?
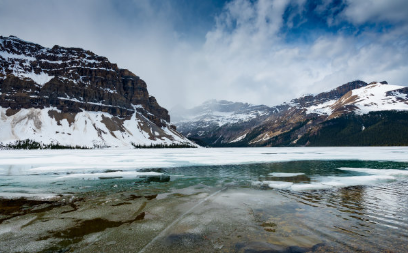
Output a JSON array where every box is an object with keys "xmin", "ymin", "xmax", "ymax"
[
  {"xmin": 172, "ymin": 80, "xmax": 408, "ymax": 147},
  {"xmin": 0, "ymin": 35, "xmax": 194, "ymax": 148}
]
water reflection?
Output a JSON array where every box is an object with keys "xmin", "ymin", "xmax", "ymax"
[
  {"xmin": 149, "ymin": 160, "xmax": 408, "ymax": 251},
  {"xmin": 262, "ymin": 174, "xmax": 311, "ymax": 183},
  {"xmin": 1, "ymin": 160, "xmax": 408, "ymax": 252},
  {"xmin": 273, "ymin": 181, "xmax": 408, "ymax": 252}
]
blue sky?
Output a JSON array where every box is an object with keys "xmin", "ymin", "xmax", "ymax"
[{"xmin": 1, "ymin": 0, "xmax": 408, "ymax": 109}]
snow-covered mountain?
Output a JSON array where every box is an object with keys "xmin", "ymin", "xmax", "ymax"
[
  {"xmin": 317, "ymin": 82, "xmax": 408, "ymax": 116},
  {"xmin": 172, "ymin": 81, "xmax": 408, "ymax": 147},
  {"xmin": 0, "ymin": 35, "xmax": 194, "ymax": 148},
  {"xmin": 171, "ymin": 100, "xmax": 276, "ymax": 141},
  {"xmin": 172, "ymin": 99, "xmax": 273, "ymax": 124}
]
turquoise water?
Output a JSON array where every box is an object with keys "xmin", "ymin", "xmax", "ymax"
[
  {"xmin": 1, "ymin": 149, "xmax": 408, "ymax": 252},
  {"xmin": 2, "ymin": 160, "xmax": 408, "ymax": 196}
]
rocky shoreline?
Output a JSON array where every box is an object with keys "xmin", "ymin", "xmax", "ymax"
[{"xmin": 0, "ymin": 186, "xmax": 328, "ymax": 253}]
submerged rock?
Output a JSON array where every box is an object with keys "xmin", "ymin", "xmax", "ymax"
[
  {"xmin": 135, "ymin": 175, "xmax": 171, "ymax": 184},
  {"xmin": 234, "ymin": 241, "xmax": 325, "ymax": 253}
]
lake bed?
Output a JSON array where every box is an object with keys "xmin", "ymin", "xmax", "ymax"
[{"xmin": 1, "ymin": 147, "xmax": 408, "ymax": 252}]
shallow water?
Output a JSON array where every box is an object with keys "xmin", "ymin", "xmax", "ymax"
[{"xmin": 1, "ymin": 147, "xmax": 408, "ymax": 252}]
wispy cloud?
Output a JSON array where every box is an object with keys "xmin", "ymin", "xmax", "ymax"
[
  {"xmin": 341, "ymin": 0, "xmax": 408, "ymax": 25},
  {"xmin": 1, "ymin": 0, "xmax": 407, "ymax": 109}
]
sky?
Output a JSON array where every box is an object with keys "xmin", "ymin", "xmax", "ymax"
[{"xmin": 1, "ymin": 0, "xmax": 408, "ymax": 110}]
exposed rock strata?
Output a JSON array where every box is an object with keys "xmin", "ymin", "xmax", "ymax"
[
  {"xmin": 0, "ymin": 35, "xmax": 168, "ymax": 127},
  {"xmin": 0, "ymin": 36, "xmax": 193, "ymax": 148}
]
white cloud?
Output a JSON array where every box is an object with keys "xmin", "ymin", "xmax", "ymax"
[
  {"xmin": 184, "ymin": 0, "xmax": 408, "ymax": 106},
  {"xmin": 341, "ymin": 0, "xmax": 408, "ymax": 25},
  {"xmin": 0, "ymin": 0, "xmax": 407, "ymax": 110}
]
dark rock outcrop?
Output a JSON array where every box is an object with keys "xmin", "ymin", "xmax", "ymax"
[
  {"xmin": 291, "ymin": 80, "xmax": 368, "ymax": 107},
  {"xmin": 0, "ymin": 35, "xmax": 169, "ymax": 127}
]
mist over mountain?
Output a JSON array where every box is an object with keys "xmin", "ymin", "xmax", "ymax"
[
  {"xmin": 171, "ymin": 81, "xmax": 408, "ymax": 147},
  {"xmin": 1, "ymin": 35, "xmax": 408, "ymax": 148}
]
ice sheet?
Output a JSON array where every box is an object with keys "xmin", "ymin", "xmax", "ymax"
[
  {"xmin": 338, "ymin": 167, "xmax": 408, "ymax": 176},
  {"xmin": 56, "ymin": 171, "xmax": 162, "ymax": 180},
  {"xmin": 262, "ymin": 174, "xmax": 398, "ymax": 191},
  {"xmin": 268, "ymin": 172, "xmax": 305, "ymax": 177},
  {"xmin": 1, "ymin": 147, "xmax": 408, "ymax": 196},
  {"xmin": 1, "ymin": 147, "xmax": 408, "ymax": 176}
]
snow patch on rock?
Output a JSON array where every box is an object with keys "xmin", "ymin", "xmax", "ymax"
[
  {"xmin": 351, "ymin": 83, "xmax": 408, "ymax": 114},
  {"xmin": 0, "ymin": 107, "xmax": 193, "ymax": 148}
]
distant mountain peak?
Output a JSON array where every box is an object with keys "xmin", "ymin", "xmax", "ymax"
[{"xmin": 173, "ymin": 80, "xmax": 408, "ymax": 147}]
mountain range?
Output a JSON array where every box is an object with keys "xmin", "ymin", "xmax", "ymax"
[
  {"xmin": 171, "ymin": 81, "xmax": 408, "ymax": 147},
  {"xmin": 0, "ymin": 35, "xmax": 194, "ymax": 148},
  {"xmin": 2, "ymin": 35, "xmax": 408, "ymax": 148}
]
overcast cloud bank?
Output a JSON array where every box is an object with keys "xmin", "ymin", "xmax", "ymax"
[{"xmin": 1, "ymin": 0, "xmax": 407, "ymax": 108}]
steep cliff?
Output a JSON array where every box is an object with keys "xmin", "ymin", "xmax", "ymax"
[{"xmin": 0, "ymin": 36, "xmax": 194, "ymax": 148}]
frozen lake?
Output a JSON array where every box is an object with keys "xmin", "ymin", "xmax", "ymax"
[
  {"xmin": 1, "ymin": 147, "xmax": 408, "ymax": 252},
  {"xmin": 1, "ymin": 147, "xmax": 408, "ymax": 198}
]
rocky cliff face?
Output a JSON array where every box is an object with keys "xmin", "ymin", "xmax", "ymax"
[
  {"xmin": 290, "ymin": 80, "xmax": 368, "ymax": 107},
  {"xmin": 173, "ymin": 81, "xmax": 408, "ymax": 147},
  {"xmin": 0, "ymin": 36, "xmax": 193, "ymax": 148},
  {"xmin": 0, "ymin": 35, "xmax": 169, "ymax": 126}
]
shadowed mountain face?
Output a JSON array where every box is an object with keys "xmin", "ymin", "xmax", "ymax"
[
  {"xmin": 0, "ymin": 36, "xmax": 193, "ymax": 148},
  {"xmin": 172, "ymin": 81, "xmax": 408, "ymax": 147}
]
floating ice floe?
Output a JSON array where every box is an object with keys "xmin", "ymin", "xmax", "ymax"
[
  {"xmin": 268, "ymin": 172, "xmax": 305, "ymax": 177},
  {"xmin": 259, "ymin": 166, "xmax": 408, "ymax": 191}
]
